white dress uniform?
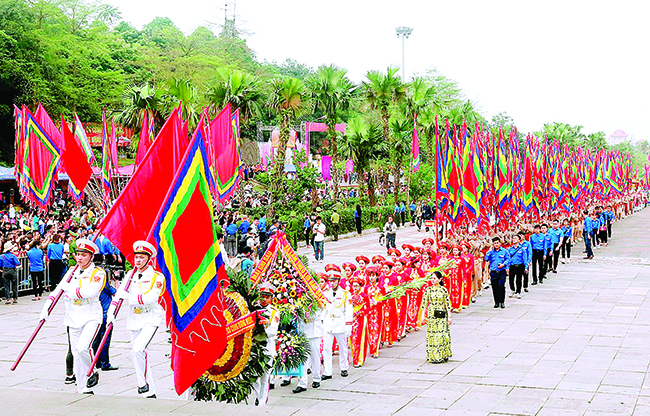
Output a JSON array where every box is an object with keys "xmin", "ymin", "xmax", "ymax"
[
  {"xmin": 253, "ymin": 302, "xmax": 279, "ymax": 406},
  {"xmin": 297, "ymin": 308, "xmax": 324, "ymax": 388},
  {"xmin": 111, "ymin": 265, "xmax": 164, "ymax": 396},
  {"xmin": 41, "ymin": 260, "xmax": 105, "ymax": 393},
  {"xmin": 322, "ymin": 287, "xmax": 353, "ymax": 377}
]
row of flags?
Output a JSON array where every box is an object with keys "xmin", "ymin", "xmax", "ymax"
[
  {"xmin": 411, "ymin": 116, "xmax": 643, "ymax": 233},
  {"xmin": 13, "ymin": 103, "xmax": 243, "ymax": 211}
]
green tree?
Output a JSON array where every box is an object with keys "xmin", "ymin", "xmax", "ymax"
[
  {"xmin": 268, "ymin": 77, "xmax": 306, "ymax": 208},
  {"xmin": 340, "ymin": 116, "xmax": 386, "ymax": 206},
  {"xmin": 306, "ymin": 64, "xmax": 354, "ymax": 203},
  {"xmin": 585, "ymin": 131, "xmax": 608, "ymax": 150},
  {"xmin": 205, "ymin": 68, "xmax": 264, "ymax": 123}
]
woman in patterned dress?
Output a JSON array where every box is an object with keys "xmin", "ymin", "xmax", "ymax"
[
  {"xmin": 421, "ymin": 271, "xmax": 452, "ymax": 363},
  {"xmin": 365, "ymin": 266, "xmax": 383, "ymax": 358},
  {"xmin": 350, "ymin": 276, "xmax": 369, "ymax": 367},
  {"xmin": 378, "ymin": 261, "xmax": 398, "ymax": 347}
]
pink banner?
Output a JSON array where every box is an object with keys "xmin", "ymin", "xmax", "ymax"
[
  {"xmin": 345, "ymin": 159, "xmax": 354, "ymax": 175},
  {"xmin": 305, "ymin": 122, "xmax": 346, "ymax": 160},
  {"xmin": 321, "ymin": 156, "xmax": 332, "ymax": 181}
]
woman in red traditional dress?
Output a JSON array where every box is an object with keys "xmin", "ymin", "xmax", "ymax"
[
  {"xmin": 354, "ymin": 255, "xmax": 370, "ymax": 285},
  {"xmin": 379, "ymin": 261, "xmax": 398, "ymax": 347},
  {"xmin": 364, "ymin": 266, "xmax": 383, "ymax": 358},
  {"xmin": 406, "ymin": 257, "xmax": 424, "ymax": 330},
  {"xmin": 416, "ymin": 251, "xmax": 435, "ymax": 327},
  {"xmin": 460, "ymin": 242, "xmax": 474, "ymax": 308},
  {"xmin": 401, "ymin": 244, "xmax": 414, "ymax": 261},
  {"xmin": 447, "ymin": 245, "xmax": 463, "ymax": 312},
  {"xmin": 341, "ymin": 262, "xmax": 356, "ymax": 290},
  {"xmin": 393, "ymin": 257, "xmax": 410, "ymax": 339},
  {"xmin": 350, "ymin": 276, "xmax": 369, "ymax": 367}
]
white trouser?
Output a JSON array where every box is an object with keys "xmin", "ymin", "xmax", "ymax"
[
  {"xmin": 253, "ymin": 369, "xmax": 272, "ymax": 406},
  {"xmin": 130, "ymin": 325, "xmax": 158, "ymax": 395},
  {"xmin": 298, "ymin": 337, "xmax": 322, "ymax": 388},
  {"xmin": 68, "ymin": 322, "xmax": 101, "ymax": 393},
  {"xmin": 323, "ymin": 332, "xmax": 349, "ymax": 376}
]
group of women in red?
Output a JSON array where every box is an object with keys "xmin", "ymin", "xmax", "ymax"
[{"xmin": 316, "ymin": 237, "xmax": 484, "ymax": 368}]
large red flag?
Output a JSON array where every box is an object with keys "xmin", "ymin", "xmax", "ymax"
[
  {"xmin": 60, "ymin": 115, "xmax": 92, "ymax": 192},
  {"xmin": 210, "ymin": 104, "xmax": 241, "ymax": 201},
  {"xmin": 110, "ymin": 118, "xmax": 119, "ymax": 169},
  {"xmin": 149, "ymin": 121, "xmax": 227, "ymax": 395},
  {"xmin": 96, "ymin": 109, "xmax": 187, "ymax": 262}
]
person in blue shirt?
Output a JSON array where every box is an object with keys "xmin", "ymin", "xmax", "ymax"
[
  {"xmin": 225, "ymin": 221, "xmax": 238, "ymax": 257},
  {"xmin": 47, "ymin": 234, "xmax": 66, "ymax": 289},
  {"xmin": 547, "ymin": 220, "xmax": 563, "ymax": 273},
  {"xmin": 409, "ymin": 202, "xmax": 416, "ymax": 224},
  {"xmin": 560, "ymin": 219, "xmax": 573, "ymax": 264},
  {"xmin": 529, "ymin": 224, "xmax": 547, "ymax": 285},
  {"xmin": 590, "ymin": 212, "xmax": 600, "ymax": 249},
  {"xmin": 1, "ymin": 248, "xmax": 22, "ymax": 304},
  {"xmin": 27, "ymin": 240, "xmax": 46, "ymax": 301},
  {"xmin": 303, "ymin": 215, "xmax": 312, "ymax": 245},
  {"xmin": 583, "ymin": 210, "xmax": 594, "ymax": 259},
  {"xmin": 541, "ymin": 224, "xmax": 555, "ymax": 275},
  {"xmin": 399, "ymin": 201, "xmax": 406, "ymax": 227},
  {"xmin": 258, "ymin": 215, "xmax": 267, "ymax": 244},
  {"xmin": 605, "ymin": 206, "xmax": 614, "ymax": 238},
  {"xmin": 91, "ymin": 273, "xmax": 118, "ymax": 372},
  {"xmin": 596, "ymin": 207, "xmax": 608, "ymax": 246},
  {"xmin": 518, "ymin": 231, "xmax": 533, "ymax": 292},
  {"xmin": 238, "ymin": 217, "xmax": 250, "ymax": 236},
  {"xmin": 484, "ymin": 236, "xmax": 511, "ymax": 309},
  {"xmin": 508, "ymin": 234, "xmax": 527, "ymax": 299}
]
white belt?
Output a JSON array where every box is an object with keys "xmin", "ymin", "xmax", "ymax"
[{"xmin": 133, "ymin": 305, "xmax": 153, "ymax": 314}]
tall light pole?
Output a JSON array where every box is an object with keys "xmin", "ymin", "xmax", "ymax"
[{"xmin": 396, "ymin": 26, "xmax": 413, "ymax": 81}]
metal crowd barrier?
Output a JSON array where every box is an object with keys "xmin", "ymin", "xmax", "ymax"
[{"xmin": 16, "ymin": 256, "xmax": 51, "ymax": 295}]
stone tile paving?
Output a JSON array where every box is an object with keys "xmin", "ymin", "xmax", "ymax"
[{"xmin": 2, "ymin": 210, "xmax": 650, "ymax": 415}]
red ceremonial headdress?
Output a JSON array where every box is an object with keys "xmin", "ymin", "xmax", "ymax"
[
  {"xmin": 342, "ymin": 262, "xmax": 357, "ymax": 272},
  {"xmin": 372, "ymin": 255, "xmax": 386, "ymax": 265},
  {"xmin": 422, "ymin": 238, "xmax": 434, "ymax": 246},
  {"xmin": 355, "ymin": 255, "xmax": 370, "ymax": 264},
  {"xmin": 387, "ymin": 248, "xmax": 402, "ymax": 257}
]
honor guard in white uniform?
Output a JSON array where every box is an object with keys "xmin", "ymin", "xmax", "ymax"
[
  {"xmin": 40, "ymin": 239, "xmax": 105, "ymax": 394},
  {"xmin": 253, "ymin": 282, "xmax": 280, "ymax": 406},
  {"xmin": 292, "ymin": 306, "xmax": 324, "ymax": 393},
  {"xmin": 322, "ymin": 268, "xmax": 353, "ymax": 380},
  {"xmin": 108, "ymin": 240, "xmax": 164, "ymax": 398}
]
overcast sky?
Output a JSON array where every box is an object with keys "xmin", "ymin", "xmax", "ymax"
[{"xmin": 107, "ymin": 0, "xmax": 649, "ymax": 141}]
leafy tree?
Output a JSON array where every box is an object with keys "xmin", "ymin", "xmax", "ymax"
[
  {"xmin": 306, "ymin": 64, "xmax": 354, "ymax": 203},
  {"xmin": 265, "ymin": 58, "xmax": 314, "ymax": 80},
  {"xmin": 585, "ymin": 132, "xmax": 608, "ymax": 150},
  {"xmin": 205, "ymin": 68, "xmax": 264, "ymax": 123},
  {"xmin": 340, "ymin": 116, "xmax": 386, "ymax": 206},
  {"xmin": 268, "ymin": 77, "xmax": 306, "ymax": 208}
]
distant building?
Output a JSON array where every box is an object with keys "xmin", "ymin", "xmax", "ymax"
[{"xmin": 608, "ymin": 129, "xmax": 629, "ymax": 145}]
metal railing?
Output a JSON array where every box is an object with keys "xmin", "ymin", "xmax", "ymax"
[{"xmin": 15, "ymin": 256, "xmax": 51, "ymax": 295}]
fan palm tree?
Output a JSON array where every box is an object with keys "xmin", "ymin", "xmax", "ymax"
[
  {"xmin": 306, "ymin": 64, "xmax": 355, "ymax": 203},
  {"xmin": 390, "ymin": 116, "xmax": 413, "ymax": 204},
  {"xmin": 205, "ymin": 68, "xmax": 264, "ymax": 123},
  {"xmin": 168, "ymin": 78, "xmax": 200, "ymax": 129},
  {"xmin": 363, "ymin": 67, "xmax": 406, "ymax": 143},
  {"xmin": 339, "ymin": 116, "xmax": 386, "ymax": 206},
  {"xmin": 114, "ymin": 83, "xmax": 166, "ymax": 131},
  {"xmin": 268, "ymin": 77, "xmax": 306, "ymax": 198},
  {"xmin": 404, "ymin": 77, "xmax": 436, "ymax": 163}
]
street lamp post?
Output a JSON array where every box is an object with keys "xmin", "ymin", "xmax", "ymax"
[{"xmin": 396, "ymin": 26, "xmax": 413, "ymax": 81}]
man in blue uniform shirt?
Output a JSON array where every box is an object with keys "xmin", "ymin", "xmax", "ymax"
[
  {"xmin": 484, "ymin": 237, "xmax": 510, "ymax": 309},
  {"xmin": 583, "ymin": 210, "xmax": 594, "ymax": 259},
  {"xmin": 548, "ymin": 220, "xmax": 563, "ymax": 273},
  {"xmin": 529, "ymin": 224, "xmax": 547, "ymax": 285},
  {"xmin": 518, "ymin": 231, "xmax": 532, "ymax": 292},
  {"xmin": 508, "ymin": 234, "xmax": 527, "ymax": 299}
]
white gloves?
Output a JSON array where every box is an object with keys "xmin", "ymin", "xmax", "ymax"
[
  {"xmin": 58, "ymin": 281, "xmax": 73, "ymax": 293},
  {"xmin": 345, "ymin": 325, "xmax": 352, "ymax": 337},
  {"xmin": 39, "ymin": 308, "xmax": 49, "ymax": 321},
  {"xmin": 107, "ymin": 314, "xmax": 115, "ymax": 325}
]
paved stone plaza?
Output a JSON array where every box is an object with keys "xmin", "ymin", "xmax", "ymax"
[{"xmin": 2, "ymin": 208, "xmax": 650, "ymax": 415}]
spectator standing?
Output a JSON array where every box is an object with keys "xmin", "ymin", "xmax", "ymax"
[
  {"xmin": 303, "ymin": 215, "xmax": 312, "ymax": 245},
  {"xmin": 313, "ymin": 217, "xmax": 326, "ymax": 262},
  {"xmin": 383, "ymin": 216, "xmax": 398, "ymax": 251},
  {"xmin": 354, "ymin": 205, "xmax": 362, "ymax": 238},
  {"xmin": 225, "ymin": 220, "xmax": 238, "ymax": 257},
  {"xmin": 583, "ymin": 210, "xmax": 594, "ymax": 259},
  {"xmin": 399, "ymin": 201, "xmax": 406, "ymax": 226},
  {"xmin": 1, "ymin": 247, "xmax": 21, "ymax": 304},
  {"xmin": 330, "ymin": 209, "xmax": 340, "ymax": 242},
  {"xmin": 258, "ymin": 214, "xmax": 267, "ymax": 245},
  {"xmin": 47, "ymin": 234, "xmax": 65, "ymax": 289},
  {"xmin": 27, "ymin": 239, "xmax": 46, "ymax": 301}
]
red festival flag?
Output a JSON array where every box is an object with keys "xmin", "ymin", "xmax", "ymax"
[
  {"xmin": 149, "ymin": 123, "xmax": 227, "ymax": 395},
  {"xmin": 96, "ymin": 108, "xmax": 187, "ymax": 262},
  {"xmin": 61, "ymin": 115, "xmax": 92, "ymax": 192},
  {"xmin": 412, "ymin": 114, "xmax": 421, "ymax": 172},
  {"xmin": 210, "ymin": 104, "xmax": 241, "ymax": 201}
]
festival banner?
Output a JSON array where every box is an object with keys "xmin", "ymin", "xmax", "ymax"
[
  {"xmin": 412, "ymin": 114, "xmax": 420, "ymax": 173},
  {"xmin": 74, "ymin": 114, "xmax": 95, "ymax": 163},
  {"xmin": 150, "ymin": 124, "xmax": 227, "ymax": 395}
]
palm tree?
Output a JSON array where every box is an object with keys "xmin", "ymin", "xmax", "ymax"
[
  {"xmin": 389, "ymin": 116, "xmax": 413, "ymax": 204},
  {"xmin": 306, "ymin": 64, "xmax": 355, "ymax": 203},
  {"xmin": 339, "ymin": 116, "xmax": 386, "ymax": 206},
  {"xmin": 363, "ymin": 67, "xmax": 406, "ymax": 203},
  {"xmin": 404, "ymin": 77, "xmax": 435, "ymax": 163},
  {"xmin": 168, "ymin": 78, "xmax": 200, "ymax": 129},
  {"xmin": 268, "ymin": 77, "xmax": 306, "ymax": 202},
  {"xmin": 205, "ymin": 68, "xmax": 264, "ymax": 123},
  {"xmin": 114, "ymin": 83, "xmax": 166, "ymax": 131}
]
